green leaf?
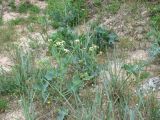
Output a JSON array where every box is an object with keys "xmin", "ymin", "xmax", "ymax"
[
  {"xmin": 68, "ymin": 75, "xmax": 82, "ymax": 92},
  {"xmin": 45, "ymin": 70, "xmax": 54, "ymax": 81},
  {"xmin": 83, "ymin": 75, "xmax": 94, "ymax": 81},
  {"xmin": 108, "ymin": 32, "xmax": 118, "ymax": 45}
]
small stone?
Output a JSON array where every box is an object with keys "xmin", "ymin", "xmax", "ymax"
[
  {"xmin": 137, "ymin": 34, "xmax": 144, "ymax": 40},
  {"xmin": 140, "ymin": 76, "xmax": 160, "ymax": 93},
  {"xmin": 136, "ymin": 27, "xmax": 144, "ymax": 34},
  {"xmin": 141, "ymin": 10, "xmax": 148, "ymax": 17}
]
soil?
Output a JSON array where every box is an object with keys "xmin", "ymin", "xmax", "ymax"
[{"xmin": 0, "ymin": 1, "xmax": 160, "ymax": 120}]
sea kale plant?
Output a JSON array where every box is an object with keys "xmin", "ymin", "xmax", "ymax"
[
  {"xmin": 48, "ymin": 27, "xmax": 99, "ymax": 94},
  {"xmin": 90, "ymin": 26, "xmax": 118, "ymax": 52}
]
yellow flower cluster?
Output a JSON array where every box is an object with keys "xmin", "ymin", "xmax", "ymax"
[
  {"xmin": 55, "ymin": 41, "xmax": 65, "ymax": 47},
  {"xmin": 48, "ymin": 39, "xmax": 52, "ymax": 42},
  {"xmin": 74, "ymin": 39, "xmax": 80, "ymax": 44},
  {"xmin": 54, "ymin": 40, "xmax": 70, "ymax": 54},
  {"xmin": 63, "ymin": 48, "xmax": 70, "ymax": 53},
  {"xmin": 89, "ymin": 44, "xmax": 98, "ymax": 52}
]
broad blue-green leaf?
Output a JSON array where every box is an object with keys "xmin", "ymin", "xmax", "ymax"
[
  {"xmin": 57, "ymin": 108, "xmax": 68, "ymax": 120},
  {"xmin": 45, "ymin": 70, "xmax": 54, "ymax": 81},
  {"xmin": 108, "ymin": 32, "xmax": 118, "ymax": 45}
]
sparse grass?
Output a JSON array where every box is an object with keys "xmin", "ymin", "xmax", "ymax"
[
  {"xmin": 0, "ymin": 25, "xmax": 16, "ymax": 45},
  {"xmin": 118, "ymin": 37, "xmax": 136, "ymax": 50},
  {"xmin": 8, "ymin": 17, "xmax": 27, "ymax": 25},
  {"xmin": 2, "ymin": 32, "xmax": 158, "ymax": 120},
  {"xmin": 105, "ymin": 0, "xmax": 121, "ymax": 14},
  {"xmin": 149, "ymin": 4, "xmax": 160, "ymax": 31},
  {"xmin": 8, "ymin": 0, "xmax": 16, "ymax": 11},
  {"xmin": 47, "ymin": 0, "xmax": 88, "ymax": 28},
  {"xmin": 148, "ymin": 4, "xmax": 160, "ymax": 63},
  {"xmin": 8, "ymin": 15, "xmax": 39, "ymax": 25},
  {"xmin": 0, "ymin": 74, "xmax": 18, "ymax": 95},
  {"xmin": 0, "ymin": 99, "xmax": 8, "ymax": 112},
  {"xmin": 0, "ymin": 0, "xmax": 160, "ymax": 120},
  {"xmin": 17, "ymin": 2, "xmax": 40, "ymax": 14},
  {"xmin": 0, "ymin": 18, "xmax": 2, "ymax": 25}
]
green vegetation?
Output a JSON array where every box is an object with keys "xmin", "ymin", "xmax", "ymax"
[
  {"xmin": 17, "ymin": 2, "xmax": 40, "ymax": 14},
  {"xmin": 0, "ymin": 25, "xmax": 16, "ymax": 45},
  {"xmin": 150, "ymin": 4, "xmax": 160, "ymax": 31},
  {"xmin": 49, "ymin": 25, "xmax": 118, "ymax": 53},
  {"xmin": 0, "ymin": 18, "xmax": 2, "ymax": 25},
  {"xmin": 105, "ymin": 0, "xmax": 121, "ymax": 14},
  {"xmin": 8, "ymin": 15, "xmax": 39, "ymax": 25},
  {"xmin": 90, "ymin": 26, "xmax": 118, "ymax": 51},
  {"xmin": 148, "ymin": 4, "xmax": 160, "ymax": 62},
  {"xmin": 8, "ymin": 0, "xmax": 16, "ymax": 11},
  {"xmin": 0, "ymin": 74, "xmax": 18, "ymax": 94},
  {"xmin": 0, "ymin": 0, "xmax": 160, "ymax": 120},
  {"xmin": 47, "ymin": 0, "xmax": 88, "ymax": 28},
  {"xmin": 1, "ymin": 46, "xmax": 159, "ymax": 119},
  {"xmin": 0, "ymin": 99, "xmax": 8, "ymax": 112}
]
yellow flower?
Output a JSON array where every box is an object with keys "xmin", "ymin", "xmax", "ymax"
[
  {"xmin": 92, "ymin": 44, "xmax": 98, "ymax": 49},
  {"xmin": 74, "ymin": 39, "xmax": 80, "ymax": 44},
  {"xmin": 89, "ymin": 46, "xmax": 94, "ymax": 52},
  {"xmin": 99, "ymin": 51, "xmax": 103, "ymax": 55},
  {"xmin": 82, "ymin": 48, "xmax": 86, "ymax": 50},
  {"xmin": 63, "ymin": 48, "xmax": 70, "ymax": 53},
  {"xmin": 89, "ymin": 44, "xmax": 98, "ymax": 52},
  {"xmin": 47, "ymin": 101, "xmax": 51, "ymax": 104},
  {"xmin": 55, "ymin": 41, "xmax": 65, "ymax": 47},
  {"xmin": 48, "ymin": 39, "xmax": 52, "ymax": 42}
]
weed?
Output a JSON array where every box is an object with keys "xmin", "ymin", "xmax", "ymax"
[
  {"xmin": 0, "ymin": 99, "xmax": 8, "ymax": 112},
  {"xmin": 0, "ymin": 25, "xmax": 16, "ymax": 45},
  {"xmin": 93, "ymin": 0, "xmax": 102, "ymax": 6},
  {"xmin": 50, "ymin": 25, "xmax": 118, "ymax": 54},
  {"xmin": 47, "ymin": 0, "xmax": 88, "ymax": 28},
  {"xmin": 148, "ymin": 4, "xmax": 160, "ymax": 63},
  {"xmin": 149, "ymin": 42, "xmax": 160, "ymax": 59},
  {"xmin": 8, "ymin": 17, "xmax": 27, "ymax": 25},
  {"xmin": 90, "ymin": 26, "xmax": 118, "ymax": 52},
  {"xmin": 1, "ymin": 1, "xmax": 160, "ymax": 120},
  {"xmin": 8, "ymin": 15, "xmax": 39, "ymax": 25},
  {"xmin": 28, "ymin": 40, "xmax": 39, "ymax": 50},
  {"xmin": 118, "ymin": 37, "xmax": 135, "ymax": 50},
  {"xmin": 48, "ymin": 27, "xmax": 99, "ymax": 95},
  {"xmin": 0, "ymin": 18, "xmax": 2, "ymax": 25},
  {"xmin": 21, "ymin": 91, "xmax": 36, "ymax": 120},
  {"xmin": 105, "ymin": 0, "xmax": 121, "ymax": 14},
  {"xmin": 18, "ymin": 2, "xmax": 40, "ymax": 14},
  {"xmin": 136, "ymin": 92, "xmax": 160, "ymax": 120},
  {"xmin": 8, "ymin": 0, "xmax": 16, "ymax": 11},
  {"xmin": 149, "ymin": 4, "xmax": 160, "ymax": 30},
  {"xmin": 0, "ymin": 74, "xmax": 18, "ymax": 95},
  {"xmin": 49, "ymin": 27, "xmax": 77, "ymax": 52},
  {"xmin": 148, "ymin": 29, "xmax": 160, "ymax": 63}
]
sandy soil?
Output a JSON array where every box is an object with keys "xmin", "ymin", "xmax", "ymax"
[{"xmin": 0, "ymin": 1, "xmax": 159, "ymax": 120}]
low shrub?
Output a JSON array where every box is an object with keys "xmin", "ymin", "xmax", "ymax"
[
  {"xmin": 18, "ymin": 2, "xmax": 40, "ymax": 14},
  {"xmin": 8, "ymin": 0, "xmax": 16, "ymax": 11},
  {"xmin": 49, "ymin": 27, "xmax": 77, "ymax": 52},
  {"xmin": 0, "ymin": 99, "xmax": 8, "ymax": 112},
  {"xmin": 0, "ymin": 25, "xmax": 16, "ymax": 45},
  {"xmin": 105, "ymin": 0, "xmax": 121, "ymax": 14},
  {"xmin": 150, "ymin": 4, "xmax": 160, "ymax": 31},
  {"xmin": 0, "ymin": 74, "xmax": 18, "ymax": 95},
  {"xmin": 148, "ymin": 29, "xmax": 160, "ymax": 63},
  {"xmin": 90, "ymin": 26, "xmax": 118, "ymax": 52},
  {"xmin": 47, "ymin": 0, "xmax": 88, "ymax": 28},
  {"xmin": 8, "ymin": 15, "xmax": 40, "ymax": 25}
]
